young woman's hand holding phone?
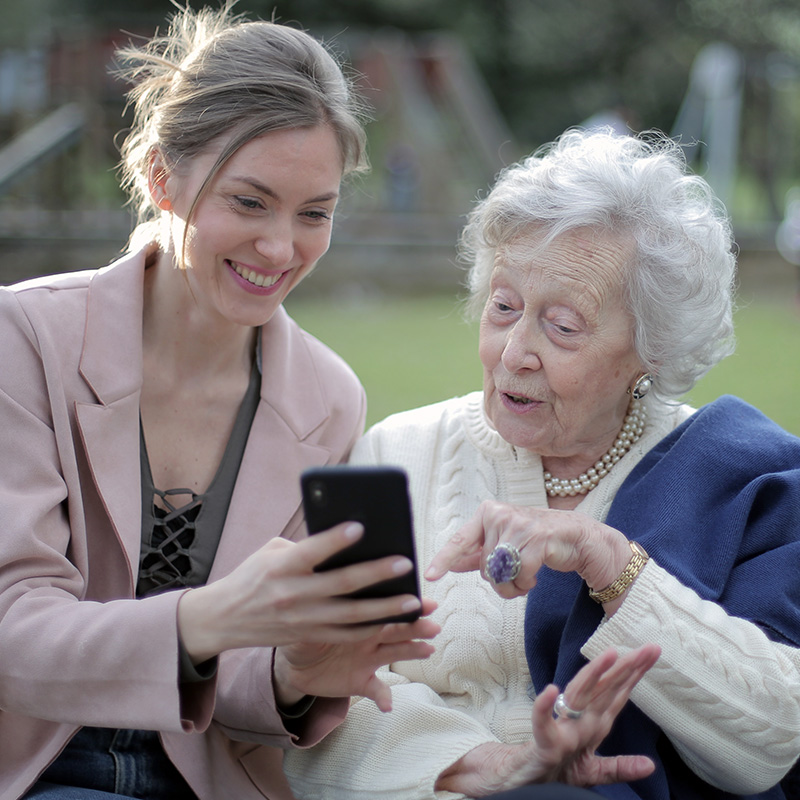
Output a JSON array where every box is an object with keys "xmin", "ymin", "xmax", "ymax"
[{"xmin": 177, "ymin": 467, "xmax": 438, "ymax": 712}]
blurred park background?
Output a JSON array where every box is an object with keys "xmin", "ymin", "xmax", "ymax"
[{"xmin": 1, "ymin": 0, "xmax": 799, "ymax": 431}]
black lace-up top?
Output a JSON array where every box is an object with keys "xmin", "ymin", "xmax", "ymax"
[{"xmin": 137, "ymin": 364, "xmax": 261, "ymax": 598}]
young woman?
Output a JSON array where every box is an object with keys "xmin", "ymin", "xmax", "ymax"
[{"xmin": 0, "ymin": 4, "xmax": 438, "ymax": 798}]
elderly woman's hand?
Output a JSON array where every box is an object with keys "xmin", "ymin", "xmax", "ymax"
[
  {"xmin": 435, "ymin": 644, "xmax": 660, "ymax": 796},
  {"xmin": 426, "ymin": 500, "xmax": 636, "ymax": 606}
]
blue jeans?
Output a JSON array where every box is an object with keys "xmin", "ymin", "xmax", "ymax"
[
  {"xmin": 25, "ymin": 784, "xmax": 137, "ymax": 800},
  {"xmin": 25, "ymin": 727, "xmax": 197, "ymax": 800},
  {"xmin": 486, "ymin": 787, "xmax": 601, "ymax": 799}
]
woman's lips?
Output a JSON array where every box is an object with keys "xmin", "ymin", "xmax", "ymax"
[
  {"xmin": 227, "ymin": 260, "xmax": 287, "ymax": 293},
  {"xmin": 500, "ymin": 391, "xmax": 542, "ymax": 413}
]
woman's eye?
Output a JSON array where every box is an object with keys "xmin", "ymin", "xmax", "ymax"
[
  {"xmin": 303, "ymin": 209, "xmax": 332, "ymax": 221},
  {"xmin": 547, "ymin": 318, "xmax": 583, "ymax": 338},
  {"xmin": 235, "ymin": 196, "xmax": 263, "ymax": 210}
]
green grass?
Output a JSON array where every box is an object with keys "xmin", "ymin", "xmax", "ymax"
[
  {"xmin": 683, "ymin": 300, "xmax": 800, "ymax": 434},
  {"xmin": 285, "ymin": 293, "xmax": 482, "ymax": 427},
  {"xmin": 285, "ymin": 293, "xmax": 800, "ymax": 435}
]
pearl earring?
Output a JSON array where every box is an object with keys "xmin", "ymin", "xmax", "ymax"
[{"xmin": 629, "ymin": 372, "xmax": 653, "ymax": 400}]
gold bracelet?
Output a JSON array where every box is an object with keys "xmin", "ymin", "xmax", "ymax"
[{"xmin": 588, "ymin": 541, "xmax": 649, "ymax": 604}]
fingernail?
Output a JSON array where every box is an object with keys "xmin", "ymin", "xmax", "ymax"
[
  {"xmin": 393, "ymin": 557, "xmax": 413, "ymax": 574},
  {"xmin": 424, "ymin": 566, "xmax": 437, "ymax": 579},
  {"xmin": 402, "ymin": 597, "xmax": 421, "ymax": 612},
  {"xmin": 344, "ymin": 523, "xmax": 364, "ymax": 540}
]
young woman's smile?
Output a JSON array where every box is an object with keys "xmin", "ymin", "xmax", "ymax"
[{"xmin": 226, "ymin": 259, "xmax": 289, "ymax": 294}]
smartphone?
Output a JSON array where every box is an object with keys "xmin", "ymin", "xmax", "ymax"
[{"xmin": 300, "ymin": 465, "xmax": 420, "ymax": 624}]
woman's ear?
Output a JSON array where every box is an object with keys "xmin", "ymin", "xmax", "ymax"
[{"xmin": 148, "ymin": 150, "xmax": 173, "ymax": 212}]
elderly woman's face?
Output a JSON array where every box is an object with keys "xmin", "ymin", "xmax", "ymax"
[{"xmin": 479, "ymin": 228, "xmax": 643, "ymax": 460}]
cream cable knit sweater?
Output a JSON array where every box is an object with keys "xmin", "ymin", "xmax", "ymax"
[{"xmin": 284, "ymin": 393, "xmax": 800, "ymax": 799}]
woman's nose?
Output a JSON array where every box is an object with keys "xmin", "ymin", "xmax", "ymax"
[
  {"xmin": 500, "ymin": 322, "xmax": 542, "ymax": 373},
  {"xmin": 254, "ymin": 218, "xmax": 295, "ymax": 267}
]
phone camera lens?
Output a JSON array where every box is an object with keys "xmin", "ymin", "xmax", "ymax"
[{"xmin": 309, "ymin": 482, "xmax": 326, "ymax": 506}]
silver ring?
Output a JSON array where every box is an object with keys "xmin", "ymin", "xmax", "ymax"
[
  {"xmin": 553, "ymin": 692, "xmax": 583, "ymax": 720},
  {"xmin": 486, "ymin": 543, "xmax": 522, "ymax": 584}
]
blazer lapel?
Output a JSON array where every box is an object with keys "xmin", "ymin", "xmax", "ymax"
[
  {"xmin": 75, "ymin": 251, "xmax": 147, "ymax": 575},
  {"xmin": 208, "ymin": 308, "xmax": 334, "ymax": 579}
]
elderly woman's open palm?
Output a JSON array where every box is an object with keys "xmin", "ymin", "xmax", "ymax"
[{"xmin": 435, "ymin": 644, "xmax": 660, "ymax": 797}]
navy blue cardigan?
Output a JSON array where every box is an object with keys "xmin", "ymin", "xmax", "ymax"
[{"xmin": 523, "ymin": 396, "xmax": 800, "ymax": 799}]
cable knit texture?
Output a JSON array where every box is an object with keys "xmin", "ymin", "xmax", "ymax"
[{"xmin": 278, "ymin": 394, "xmax": 647, "ymax": 796}]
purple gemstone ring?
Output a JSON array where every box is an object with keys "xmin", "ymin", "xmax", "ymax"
[{"xmin": 486, "ymin": 543, "xmax": 522, "ymax": 584}]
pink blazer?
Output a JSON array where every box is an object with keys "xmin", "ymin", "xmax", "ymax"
[{"xmin": 0, "ymin": 248, "xmax": 366, "ymax": 799}]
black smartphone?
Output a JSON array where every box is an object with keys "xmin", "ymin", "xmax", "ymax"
[{"xmin": 300, "ymin": 465, "xmax": 420, "ymax": 624}]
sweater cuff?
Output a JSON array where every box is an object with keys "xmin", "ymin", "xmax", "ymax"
[{"xmin": 581, "ymin": 558, "xmax": 663, "ymax": 658}]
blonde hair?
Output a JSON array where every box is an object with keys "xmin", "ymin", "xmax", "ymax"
[{"xmin": 116, "ymin": 1, "xmax": 369, "ymax": 239}]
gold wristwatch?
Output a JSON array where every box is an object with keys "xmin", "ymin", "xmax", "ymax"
[{"xmin": 588, "ymin": 540, "xmax": 649, "ymax": 604}]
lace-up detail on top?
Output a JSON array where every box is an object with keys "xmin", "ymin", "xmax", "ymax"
[
  {"xmin": 139, "ymin": 488, "xmax": 203, "ymax": 595},
  {"xmin": 137, "ymin": 363, "xmax": 261, "ymax": 597}
]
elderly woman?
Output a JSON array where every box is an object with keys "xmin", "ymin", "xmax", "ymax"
[{"xmin": 284, "ymin": 130, "xmax": 800, "ymax": 800}]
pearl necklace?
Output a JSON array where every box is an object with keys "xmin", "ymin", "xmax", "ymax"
[{"xmin": 543, "ymin": 399, "xmax": 646, "ymax": 498}]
